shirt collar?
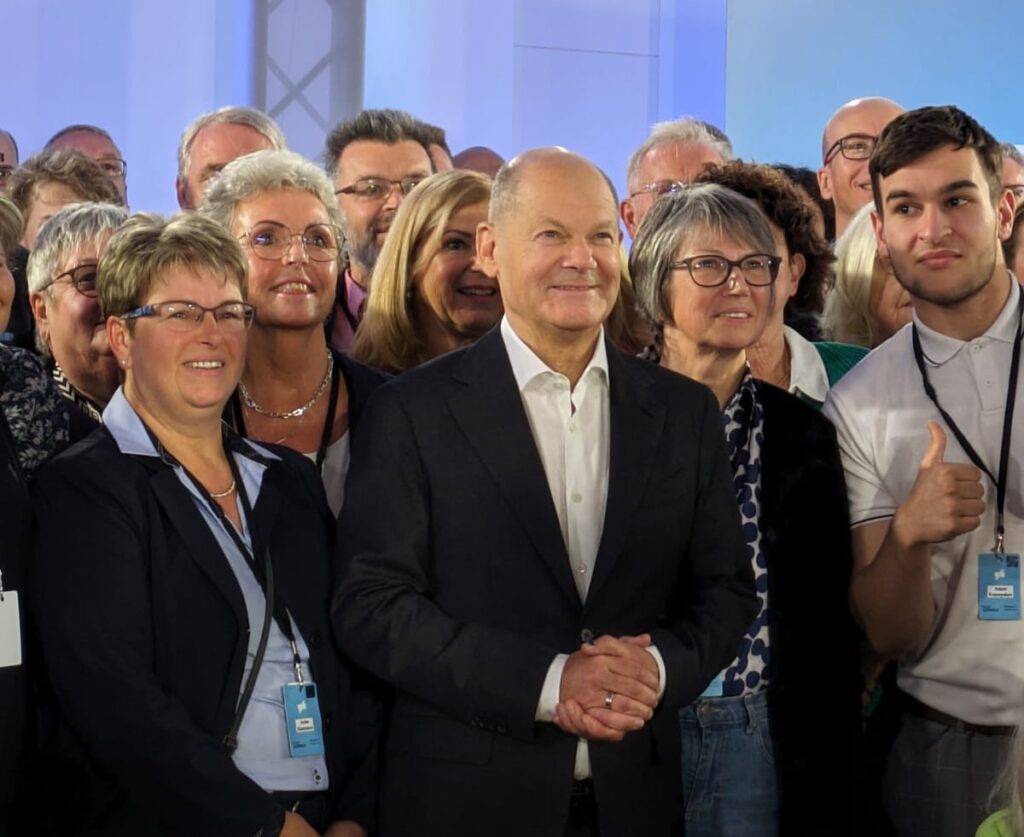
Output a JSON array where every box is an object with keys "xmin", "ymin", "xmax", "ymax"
[
  {"xmin": 784, "ymin": 326, "xmax": 829, "ymax": 402},
  {"xmin": 103, "ymin": 386, "xmax": 280, "ymax": 465},
  {"xmin": 345, "ymin": 269, "xmax": 368, "ymax": 310},
  {"xmin": 913, "ymin": 278, "xmax": 1021, "ymax": 366},
  {"xmin": 500, "ymin": 315, "xmax": 608, "ymax": 392}
]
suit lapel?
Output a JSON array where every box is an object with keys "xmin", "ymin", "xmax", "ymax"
[
  {"xmin": 586, "ymin": 346, "xmax": 665, "ymax": 602},
  {"xmin": 447, "ymin": 331, "xmax": 580, "ymax": 610},
  {"xmin": 141, "ymin": 459, "xmax": 249, "ymax": 629}
]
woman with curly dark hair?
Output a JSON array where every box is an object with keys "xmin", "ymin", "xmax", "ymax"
[{"xmin": 694, "ymin": 160, "xmax": 866, "ymax": 407}]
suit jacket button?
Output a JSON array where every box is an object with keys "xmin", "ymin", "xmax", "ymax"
[
  {"xmin": 324, "ymin": 712, "xmax": 333, "ymax": 730},
  {"xmin": 496, "ymin": 722, "xmax": 507, "ymax": 734},
  {"xmin": 580, "ymin": 628, "xmax": 594, "ymax": 643}
]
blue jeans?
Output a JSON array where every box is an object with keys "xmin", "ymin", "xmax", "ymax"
[{"xmin": 679, "ymin": 689, "xmax": 779, "ymax": 837}]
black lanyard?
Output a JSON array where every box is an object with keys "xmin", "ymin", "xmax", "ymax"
[
  {"xmin": 911, "ymin": 293, "xmax": 1024, "ymax": 553},
  {"xmin": 140, "ymin": 421, "xmax": 306, "ymax": 682},
  {"xmin": 230, "ymin": 357, "xmax": 340, "ymax": 473}
]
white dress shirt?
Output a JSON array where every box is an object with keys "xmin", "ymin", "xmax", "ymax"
[{"xmin": 500, "ymin": 317, "xmax": 665, "ymax": 778}]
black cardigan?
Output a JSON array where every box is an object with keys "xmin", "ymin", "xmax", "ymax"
[{"xmin": 756, "ymin": 382, "xmax": 861, "ymax": 835}]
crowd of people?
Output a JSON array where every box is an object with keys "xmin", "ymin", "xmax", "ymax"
[{"xmin": 0, "ymin": 96, "xmax": 1022, "ymax": 837}]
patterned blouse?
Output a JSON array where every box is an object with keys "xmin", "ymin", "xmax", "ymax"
[
  {"xmin": 719, "ymin": 367, "xmax": 770, "ymax": 696},
  {"xmin": 0, "ymin": 346, "xmax": 71, "ymax": 483}
]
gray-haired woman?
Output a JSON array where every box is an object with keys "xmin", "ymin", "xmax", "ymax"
[
  {"xmin": 202, "ymin": 149, "xmax": 385, "ymax": 516},
  {"xmin": 630, "ymin": 182, "xmax": 861, "ymax": 836}
]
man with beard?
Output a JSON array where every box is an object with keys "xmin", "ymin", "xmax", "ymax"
[
  {"xmin": 823, "ymin": 106, "xmax": 1020, "ymax": 837},
  {"xmin": 324, "ymin": 109, "xmax": 434, "ymax": 352}
]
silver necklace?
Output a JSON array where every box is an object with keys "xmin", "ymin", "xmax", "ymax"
[
  {"xmin": 209, "ymin": 479, "xmax": 236, "ymax": 499},
  {"xmin": 239, "ymin": 349, "xmax": 334, "ymax": 420}
]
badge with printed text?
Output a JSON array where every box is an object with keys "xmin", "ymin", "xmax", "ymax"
[
  {"xmin": 0, "ymin": 591, "xmax": 22, "ymax": 668},
  {"xmin": 282, "ymin": 681, "xmax": 325, "ymax": 757},
  {"xmin": 978, "ymin": 553, "xmax": 1021, "ymax": 621}
]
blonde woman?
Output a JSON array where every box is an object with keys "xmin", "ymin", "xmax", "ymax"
[
  {"xmin": 351, "ymin": 170, "xmax": 500, "ymax": 373},
  {"xmin": 822, "ymin": 203, "xmax": 913, "ymax": 348}
]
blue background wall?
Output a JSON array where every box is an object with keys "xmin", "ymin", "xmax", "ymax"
[{"xmin": 2, "ymin": 0, "xmax": 1021, "ymax": 215}]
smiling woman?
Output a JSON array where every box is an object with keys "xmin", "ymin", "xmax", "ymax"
[
  {"xmin": 629, "ymin": 182, "xmax": 861, "ymax": 836},
  {"xmin": 351, "ymin": 169, "xmax": 500, "ymax": 374},
  {"xmin": 202, "ymin": 149, "xmax": 386, "ymax": 517},
  {"xmin": 31, "ymin": 211, "xmax": 376, "ymax": 837}
]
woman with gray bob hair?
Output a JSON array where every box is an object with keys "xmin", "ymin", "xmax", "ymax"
[
  {"xmin": 26, "ymin": 201, "xmax": 128, "ymax": 424},
  {"xmin": 629, "ymin": 181, "xmax": 861, "ymax": 836},
  {"xmin": 202, "ymin": 149, "xmax": 384, "ymax": 516}
]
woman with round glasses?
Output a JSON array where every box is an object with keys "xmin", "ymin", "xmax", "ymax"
[
  {"xmin": 630, "ymin": 183, "xmax": 860, "ymax": 836},
  {"xmin": 350, "ymin": 170, "xmax": 502, "ymax": 373},
  {"xmin": 26, "ymin": 201, "xmax": 128, "ymax": 428},
  {"xmin": 202, "ymin": 150, "xmax": 385, "ymax": 516},
  {"xmin": 32, "ymin": 212, "xmax": 375, "ymax": 837}
]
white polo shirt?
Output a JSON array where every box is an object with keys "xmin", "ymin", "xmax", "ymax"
[{"xmin": 823, "ymin": 279, "xmax": 1024, "ymax": 726}]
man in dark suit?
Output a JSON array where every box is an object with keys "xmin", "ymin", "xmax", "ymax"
[{"xmin": 333, "ymin": 148, "xmax": 756, "ymax": 837}]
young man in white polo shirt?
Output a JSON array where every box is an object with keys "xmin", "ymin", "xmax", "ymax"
[{"xmin": 824, "ymin": 105, "xmax": 1020, "ymax": 837}]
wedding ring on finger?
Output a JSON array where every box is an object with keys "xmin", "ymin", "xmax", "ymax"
[{"xmin": 605, "ymin": 691, "xmax": 615, "ymax": 710}]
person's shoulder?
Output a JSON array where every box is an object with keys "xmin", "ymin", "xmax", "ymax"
[
  {"xmin": 0, "ymin": 344, "xmax": 48, "ymax": 383},
  {"xmin": 335, "ymin": 348, "xmax": 390, "ymax": 391},
  {"xmin": 829, "ymin": 326, "xmax": 912, "ymax": 400},
  {"xmin": 614, "ymin": 348, "xmax": 717, "ymax": 402},
  {"xmin": 34, "ymin": 428, "xmax": 139, "ymax": 499},
  {"xmin": 758, "ymin": 380, "xmax": 839, "ymax": 451}
]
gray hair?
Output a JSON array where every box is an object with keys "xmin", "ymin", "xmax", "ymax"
[
  {"xmin": 626, "ymin": 117, "xmax": 733, "ymax": 191},
  {"xmin": 1003, "ymin": 142, "xmax": 1024, "ymax": 169},
  {"xmin": 323, "ymin": 108, "xmax": 432, "ymax": 177},
  {"xmin": 27, "ymin": 201, "xmax": 128, "ymax": 355},
  {"xmin": 822, "ymin": 203, "xmax": 880, "ymax": 347},
  {"xmin": 177, "ymin": 106, "xmax": 286, "ymax": 183},
  {"xmin": 200, "ymin": 148, "xmax": 343, "ymax": 232},
  {"xmin": 628, "ymin": 182, "xmax": 776, "ymax": 329}
]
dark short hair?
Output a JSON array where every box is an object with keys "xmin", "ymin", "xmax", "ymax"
[
  {"xmin": 323, "ymin": 109, "xmax": 432, "ymax": 176},
  {"xmin": 773, "ymin": 162, "xmax": 836, "ymax": 241},
  {"xmin": 421, "ymin": 122, "xmax": 452, "ymax": 157},
  {"xmin": 694, "ymin": 161, "xmax": 834, "ymax": 323},
  {"xmin": 870, "ymin": 105, "xmax": 1002, "ymax": 214}
]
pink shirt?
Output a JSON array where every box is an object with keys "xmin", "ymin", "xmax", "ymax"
[{"xmin": 330, "ymin": 269, "xmax": 368, "ymax": 353}]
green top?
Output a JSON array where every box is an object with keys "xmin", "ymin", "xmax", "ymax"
[
  {"xmin": 976, "ymin": 809, "xmax": 1015, "ymax": 837},
  {"xmin": 813, "ymin": 341, "xmax": 870, "ymax": 388}
]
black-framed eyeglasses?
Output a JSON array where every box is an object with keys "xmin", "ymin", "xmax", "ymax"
[
  {"xmin": 239, "ymin": 221, "xmax": 341, "ymax": 263},
  {"xmin": 120, "ymin": 300, "xmax": 256, "ymax": 332},
  {"xmin": 335, "ymin": 176, "xmax": 427, "ymax": 201},
  {"xmin": 43, "ymin": 262, "xmax": 99, "ymax": 297},
  {"xmin": 670, "ymin": 254, "xmax": 781, "ymax": 287},
  {"xmin": 823, "ymin": 133, "xmax": 877, "ymax": 164},
  {"xmin": 629, "ymin": 179, "xmax": 686, "ymax": 199},
  {"xmin": 97, "ymin": 158, "xmax": 127, "ymax": 178}
]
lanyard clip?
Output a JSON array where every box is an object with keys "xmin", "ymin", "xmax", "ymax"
[
  {"xmin": 995, "ymin": 531, "xmax": 1006, "ymax": 555},
  {"xmin": 290, "ymin": 639, "xmax": 305, "ymax": 685}
]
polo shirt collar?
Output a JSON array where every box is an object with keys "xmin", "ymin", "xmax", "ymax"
[{"xmin": 913, "ymin": 278, "xmax": 1021, "ymax": 367}]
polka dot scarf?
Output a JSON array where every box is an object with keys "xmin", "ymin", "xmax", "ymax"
[{"xmin": 720, "ymin": 366, "xmax": 771, "ymax": 697}]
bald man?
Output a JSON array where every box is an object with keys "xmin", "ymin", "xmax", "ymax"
[
  {"xmin": 334, "ymin": 148, "xmax": 754, "ymax": 837},
  {"xmin": 453, "ymin": 145, "xmax": 505, "ymax": 178},
  {"xmin": 818, "ymin": 97, "xmax": 904, "ymax": 237}
]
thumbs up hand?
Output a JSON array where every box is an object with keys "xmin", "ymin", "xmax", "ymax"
[{"xmin": 891, "ymin": 421, "xmax": 986, "ymax": 550}]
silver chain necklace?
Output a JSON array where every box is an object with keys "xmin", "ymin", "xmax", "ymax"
[{"xmin": 238, "ymin": 349, "xmax": 334, "ymax": 420}]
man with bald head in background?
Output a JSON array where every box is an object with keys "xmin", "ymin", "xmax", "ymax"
[
  {"xmin": 818, "ymin": 97, "xmax": 904, "ymax": 237},
  {"xmin": 45, "ymin": 124, "xmax": 128, "ymax": 205},
  {"xmin": 333, "ymin": 147, "xmax": 754, "ymax": 837},
  {"xmin": 453, "ymin": 145, "xmax": 505, "ymax": 178},
  {"xmin": 620, "ymin": 118, "xmax": 732, "ymax": 239}
]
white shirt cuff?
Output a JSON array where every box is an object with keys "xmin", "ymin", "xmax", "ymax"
[
  {"xmin": 647, "ymin": 644, "xmax": 667, "ymax": 701},
  {"xmin": 535, "ymin": 653, "xmax": 569, "ymax": 722}
]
